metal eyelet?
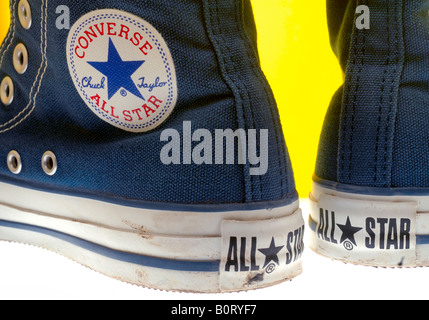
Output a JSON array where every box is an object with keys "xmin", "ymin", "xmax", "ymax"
[
  {"xmin": 13, "ymin": 43, "xmax": 28, "ymax": 74},
  {"xmin": 7, "ymin": 150, "xmax": 22, "ymax": 175},
  {"xmin": 1, "ymin": 76, "xmax": 14, "ymax": 106},
  {"xmin": 41, "ymin": 151, "xmax": 58, "ymax": 176},
  {"xmin": 18, "ymin": 0, "xmax": 32, "ymax": 30}
]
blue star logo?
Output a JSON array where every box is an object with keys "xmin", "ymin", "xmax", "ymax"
[{"xmin": 87, "ymin": 38, "xmax": 145, "ymax": 100}]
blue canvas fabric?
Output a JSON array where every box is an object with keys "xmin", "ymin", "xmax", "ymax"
[
  {"xmin": 316, "ymin": 0, "xmax": 429, "ymax": 190},
  {"xmin": 0, "ymin": 0, "xmax": 296, "ymax": 209}
]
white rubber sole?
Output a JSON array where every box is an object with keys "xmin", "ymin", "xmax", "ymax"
[
  {"xmin": 0, "ymin": 181, "xmax": 304, "ymax": 293},
  {"xmin": 309, "ymin": 180, "xmax": 429, "ymax": 268}
]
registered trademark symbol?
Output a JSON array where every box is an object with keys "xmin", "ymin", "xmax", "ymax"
[
  {"xmin": 120, "ymin": 89, "xmax": 127, "ymax": 97},
  {"xmin": 265, "ymin": 263, "xmax": 276, "ymax": 274},
  {"xmin": 343, "ymin": 241, "xmax": 354, "ymax": 251}
]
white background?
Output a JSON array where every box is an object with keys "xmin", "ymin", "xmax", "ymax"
[{"xmin": 0, "ymin": 199, "xmax": 427, "ymax": 300}]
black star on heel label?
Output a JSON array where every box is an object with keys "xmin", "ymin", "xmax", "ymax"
[
  {"xmin": 258, "ymin": 237, "xmax": 284, "ymax": 269},
  {"xmin": 337, "ymin": 217, "xmax": 362, "ymax": 247}
]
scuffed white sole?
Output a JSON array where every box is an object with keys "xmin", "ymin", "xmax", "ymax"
[{"xmin": 0, "ymin": 181, "xmax": 304, "ymax": 293}]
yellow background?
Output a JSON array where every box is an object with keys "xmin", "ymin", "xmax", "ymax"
[
  {"xmin": 252, "ymin": 0, "xmax": 342, "ymax": 197},
  {"xmin": 0, "ymin": 0, "xmax": 342, "ymax": 198}
]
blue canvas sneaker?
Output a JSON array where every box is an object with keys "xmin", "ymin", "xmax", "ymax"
[
  {"xmin": 0, "ymin": 0, "xmax": 304, "ymax": 292},
  {"xmin": 310, "ymin": 0, "xmax": 429, "ymax": 268}
]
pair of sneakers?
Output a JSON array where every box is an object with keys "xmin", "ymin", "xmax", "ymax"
[{"xmin": 0, "ymin": 0, "xmax": 426, "ymax": 293}]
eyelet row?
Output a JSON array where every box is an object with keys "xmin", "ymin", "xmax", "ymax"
[
  {"xmin": 0, "ymin": 0, "xmax": 31, "ymax": 106},
  {"xmin": 7, "ymin": 150, "xmax": 58, "ymax": 176}
]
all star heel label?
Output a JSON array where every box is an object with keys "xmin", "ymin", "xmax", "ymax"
[
  {"xmin": 67, "ymin": 9, "xmax": 178, "ymax": 133},
  {"xmin": 220, "ymin": 210, "xmax": 305, "ymax": 292},
  {"xmin": 310, "ymin": 194, "xmax": 418, "ymax": 267}
]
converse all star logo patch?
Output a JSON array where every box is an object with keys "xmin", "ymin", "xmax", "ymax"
[{"xmin": 67, "ymin": 9, "xmax": 177, "ymax": 133}]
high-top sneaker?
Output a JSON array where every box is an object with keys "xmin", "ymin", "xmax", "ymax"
[
  {"xmin": 0, "ymin": 0, "xmax": 304, "ymax": 292},
  {"xmin": 310, "ymin": 0, "xmax": 429, "ymax": 268}
]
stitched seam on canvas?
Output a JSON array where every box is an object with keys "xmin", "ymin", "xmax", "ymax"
[
  {"xmin": 204, "ymin": 0, "xmax": 253, "ymax": 201},
  {"xmin": 374, "ymin": 2, "xmax": 400, "ymax": 187},
  {"xmin": 0, "ymin": 0, "xmax": 48, "ymax": 133},
  {"xmin": 339, "ymin": 0, "xmax": 365, "ymax": 183},
  {"xmin": 374, "ymin": 5, "xmax": 390, "ymax": 186},
  {"xmin": 0, "ymin": 0, "xmax": 16, "ymax": 67},
  {"xmin": 215, "ymin": 1, "xmax": 253, "ymax": 200},
  {"xmin": 388, "ymin": 2, "xmax": 401, "ymax": 187},
  {"xmin": 233, "ymin": 1, "xmax": 262, "ymax": 200},
  {"xmin": 237, "ymin": 2, "xmax": 287, "ymax": 199}
]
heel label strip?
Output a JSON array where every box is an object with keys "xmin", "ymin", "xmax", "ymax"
[
  {"xmin": 220, "ymin": 209, "xmax": 305, "ymax": 292},
  {"xmin": 310, "ymin": 194, "xmax": 417, "ymax": 267}
]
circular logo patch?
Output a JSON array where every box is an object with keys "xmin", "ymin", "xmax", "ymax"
[{"xmin": 67, "ymin": 9, "xmax": 177, "ymax": 133}]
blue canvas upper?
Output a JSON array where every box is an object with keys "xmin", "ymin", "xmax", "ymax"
[
  {"xmin": 316, "ymin": 0, "xmax": 429, "ymax": 191},
  {"xmin": 0, "ymin": 0, "xmax": 297, "ymax": 210}
]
